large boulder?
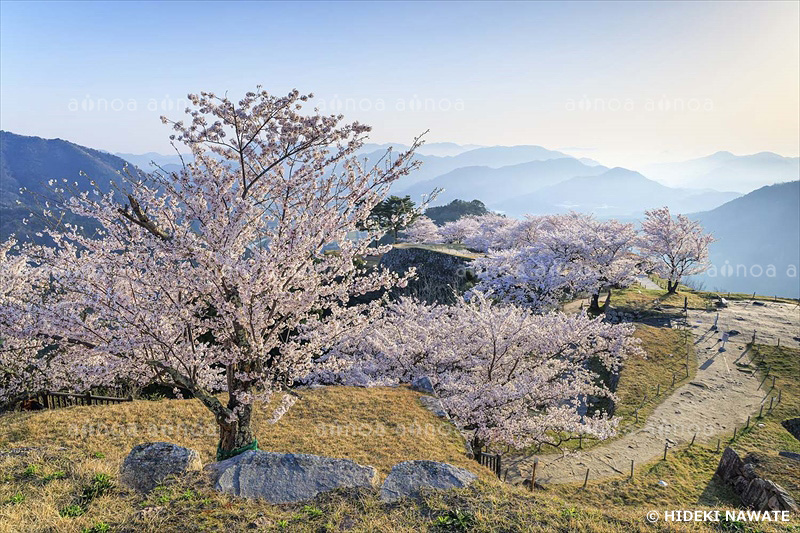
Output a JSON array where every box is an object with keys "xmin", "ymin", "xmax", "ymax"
[
  {"xmin": 120, "ymin": 442, "xmax": 202, "ymax": 493},
  {"xmin": 205, "ymin": 451, "xmax": 378, "ymax": 503},
  {"xmin": 381, "ymin": 460, "xmax": 477, "ymax": 502}
]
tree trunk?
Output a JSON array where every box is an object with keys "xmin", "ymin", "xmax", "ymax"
[
  {"xmin": 589, "ymin": 293, "xmax": 602, "ymax": 313},
  {"xmin": 217, "ymin": 403, "xmax": 255, "ymax": 454},
  {"xmin": 216, "ymin": 362, "xmax": 257, "ymax": 458},
  {"xmin": 667, "ymin": 280, "xmax": 678, "ymax": 294}
]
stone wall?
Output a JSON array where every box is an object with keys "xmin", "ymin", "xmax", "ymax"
[
  {"xmin": 714, "ymin": 447, "xmax": 798, "ymax": 513},
  {"xmin": 379, "ymin": 246, "xmax": 475, "ymax": 304}
]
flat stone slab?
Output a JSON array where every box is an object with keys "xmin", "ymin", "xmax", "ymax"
[
  {"xmin": 205, "ymin": 451, "xmax": 378, "ymax": 503},
  {"xmin": 381, "ymin": 460, "xmax": 477, "ymax": 502},
  {"xmin": 120, "ymin": 442, "xmax": 202, "ymax": 493}
]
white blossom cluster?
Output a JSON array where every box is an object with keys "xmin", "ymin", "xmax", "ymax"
[
  {"xmin": 0, "ymin": 87, "xmax": 421, "ymax": 450},
  {"xmin": 320, "ymin": 292, "xmax": 644, "ymax": 452}
]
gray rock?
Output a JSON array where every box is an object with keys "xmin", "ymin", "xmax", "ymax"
[
  {"xmin": 779, "ymin": 451, "xmax": 800, "ymax": 462},
  {"xmin": 419, "ymin": 395, "xmax": 449, "ymax": 419},
  {"xmin": 411, "ymin": 376, "xmax": 436, "ymax": 395},
  {"xmin": 380, "ymin": 460, "xmax": 477, "ymax": 502},
  {"xmin": 120, "ymin": 442, "xmax": 202, "ymax": 493},
  {"xmin": 205, "ymin": 451, "xmax": 378, "ymax": 503},
  {"xmin": 714, "ymin": 447, "xmax": 799, "ymax": 512},
  {"xmin": 782, "ymin": 417, "xmax": 800, "ymax": 441}
]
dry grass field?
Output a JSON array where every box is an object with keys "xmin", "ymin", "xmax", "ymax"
[{"xmin": 3, "ymin": 382, "xmax": 796, "ymax": 532}]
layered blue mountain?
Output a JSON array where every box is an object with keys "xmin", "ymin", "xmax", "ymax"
[{"xmin": 689, "ymin": 181, "xmax": 800, "ymax": 298}]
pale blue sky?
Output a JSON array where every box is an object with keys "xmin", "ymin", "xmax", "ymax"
[{"xmin": 1, "ymin": 1, "xmax": 798, "ymax": 167}]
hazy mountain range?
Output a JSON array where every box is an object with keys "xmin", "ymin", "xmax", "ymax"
[
  {"xmin": 495, "ymin": 167, "xmax": 741, "ymax": 218},
  {"xmin": 1, "ymin": 131, "xmax": 797, "ymax": 296},
  {"xmin": 690, "ymin": 181, "xmax": 799, "ymax": 298},
  {"xmin": 641, "ymin": 151, "xmax": 799, "ymax": 193}
]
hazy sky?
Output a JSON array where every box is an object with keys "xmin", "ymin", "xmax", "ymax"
[{"xmin": 1, "ymin": 1, "xmax": 798, "ymax": 168}]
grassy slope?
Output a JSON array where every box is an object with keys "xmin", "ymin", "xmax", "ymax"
[
  {"xmin": 614, "ymin": 325, "xmax": 697, "ymax": 430},
  {"xmin": 612, "ymin": 277, "xmax": 798, "ymax": 315},
  {"xmin": 552, "ymin": 344, "xmax": 800, "ymax": 521},
  {"xmin": 2, "ymin": 384, "xmax": 788, "ymax": 532}
]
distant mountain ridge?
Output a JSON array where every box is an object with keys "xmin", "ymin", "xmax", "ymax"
[
  {"xmin": 496, "ymin": 168, "xmax": 741, "ymax": 217},
  {"xmin": 643, "ymin": 151, "xmax": 799, "ymax": 193},
  {"xmin": 689, "ymin": 181, "xmax": 800, "ymax": 298},
  {"xmin": 1, "ymin": 131, "xmax": 133, "ymax": 207},
  {"xmin": 1, "ymin": 131, "xmax": 140, "ymax": 242},
  {"xmin": 404, "ymin": 158, "xmax": 609, "ymax": 208}
]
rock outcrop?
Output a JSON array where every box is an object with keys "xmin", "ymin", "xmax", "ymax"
[
  {"xmin": 714, "ymin": 447, "xmax": 798, "ymax": 512},
  {"xmin": 380, "ymin": 460, "xmax": 477, "ymax": 502},
  {"xmin": 411, "ymin": 375, "xmax": 436, "ymax": 395},
  {"xmin": 782, "ymin": 418, "xmax": 800, "ymax": 441},
  {"xmin": 120, "ymin": 442, "xmax": 202, "ymax": 493},
  {"xmin": 205, "ymin": 451, "xmax": 378, "ymax": 503}
]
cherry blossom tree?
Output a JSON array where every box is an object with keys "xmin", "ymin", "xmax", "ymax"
[
  {"xmin": 538, "ymin": 214, "xmax": 638, "ymax": 312},
  {"xmin": 401, "ymin": 216, "xmax": 442, "ymax": 244},
  {"xmin": 469, "ymin": 213, "xmax": 638, "ymax": 312},
  {"xmin": 581, "ymin": 217, "xmax": 639, "ymax": 310},
  {"xmin": 469, "ymin": 247, "xmax": 588, "ymax": 312},
  {"xmin": 639, "ymin": 207, "xmax": 714, "ymax": 293},
  {"xmin": 461, "ymin": 213, "xmax": 519, "ymax": 252},
  {"xmin": 0, "ymin": 87, "xmax": 423, "ymax": 458},
  {"xmin": 322, "ymin": 293, "xmax": 643, "ymax": 456},
  {"xmin": 439, "ymin": 216, "xmax": 481, "ymax": 244}
]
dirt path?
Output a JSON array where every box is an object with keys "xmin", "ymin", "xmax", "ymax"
[
  {"xmin": 505, "ymin": 300, "xmax": 800, "ymax": 486},
  {"xmin": 636, "ymin": 276, "xmax": 662, "ymax": 290}
]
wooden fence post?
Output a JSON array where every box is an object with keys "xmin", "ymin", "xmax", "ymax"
[
  {"xmin": 583, "ymin": 468, "xmax": 589, "ymax": 489},
  {"xmin": 530, "ymin": 458, "xmax": 538, "ymax": 491},
  {"xmin": 630, "ymin": 459, "xmax": 634, "ymax": 480},
  {"xmin": 663, "ymin": 442, "xmax": 668, "ymax": 460},
  {"xmin": 690, "ymin": 433, "xmax": 696, "ymax": 447}
]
